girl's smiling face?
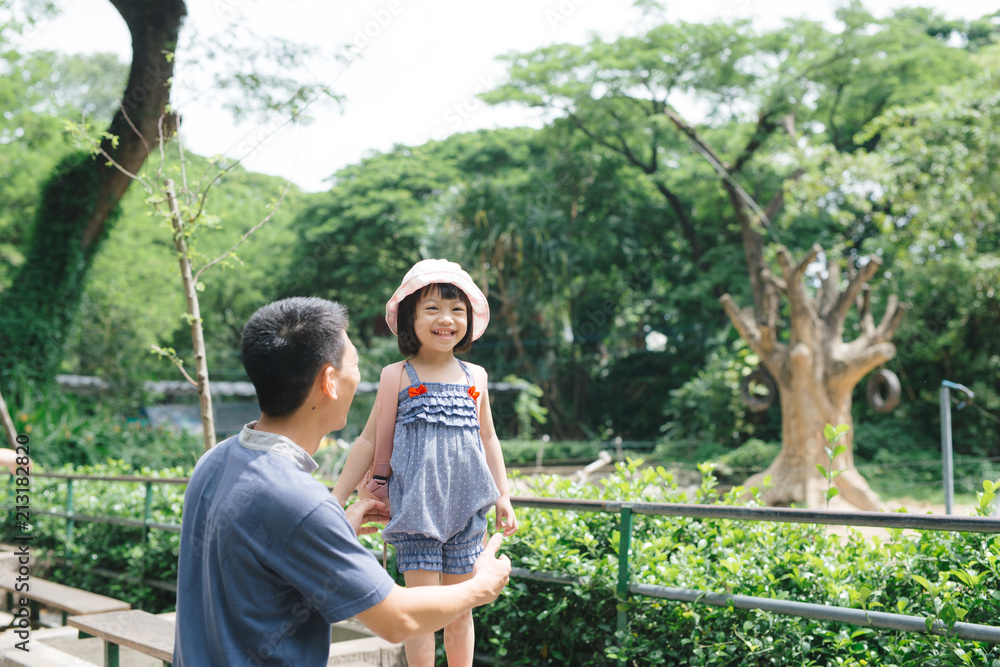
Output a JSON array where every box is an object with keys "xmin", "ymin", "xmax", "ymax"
[{"xmin": 413, "ymin": 286, "xmax": 469, "ymax": 353}]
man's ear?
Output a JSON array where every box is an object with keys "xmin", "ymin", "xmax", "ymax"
[{"xmin": 320, "ymin": 364, "xmax": 338, "ymax": 401}]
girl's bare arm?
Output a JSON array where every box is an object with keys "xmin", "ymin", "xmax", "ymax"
[
  {"xmin": 473, "ymin": 365, "xmax": 518, "ymax": 535},
  {"xmin": 332, "ymin": 401, "xmax": 377, "ymax": 506}
]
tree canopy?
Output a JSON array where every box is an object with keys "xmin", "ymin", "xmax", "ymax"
[{"xmin": 2, "ymin": 2, "xmax": 997, "ymax": 461}]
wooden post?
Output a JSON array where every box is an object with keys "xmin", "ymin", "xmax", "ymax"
[{"xmin": 165, "ymin": 179, "xmax": 216, "ymax": 451}]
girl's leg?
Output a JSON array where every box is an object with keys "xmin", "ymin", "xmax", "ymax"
[
  {"xmin": 402, "ymin": 569, "xmax": 441, "ymax": 667},
  {"xmin": 440, "ymin": 571, "xmax": 476, "ymax": 667}
]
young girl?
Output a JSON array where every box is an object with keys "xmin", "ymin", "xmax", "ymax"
[{"xmin": 334, "ymin": 258, "xmax": 518, "ymax": 667}]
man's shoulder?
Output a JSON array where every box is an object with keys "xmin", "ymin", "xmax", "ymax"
[
  {"xmin": 189, "ymin": 436, "xmax": 329, "ymax": 509},
  {"xmin": 242, "ymin": 454, "xmax": 334, "ymax": 518},
  {"xmin": 187, "ymin": 435, "xmax": 239, "ymax": 481}
]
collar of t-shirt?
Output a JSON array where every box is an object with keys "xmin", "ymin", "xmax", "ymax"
[{"xmin": 238, "ymin": 421, "xmax": 319, "ymax": 474}]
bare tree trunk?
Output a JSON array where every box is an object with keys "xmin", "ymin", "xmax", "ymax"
[
  {"xmin": 739, "ymin": 342, "xmax": 880, "ymax": 509},
  {"xmin": 0, "ymin": 0, "xmax": 186, "ymax": 381},
  {"xmin": 662, "ymin": 107, "xmax": 905, "ymax": 510},
  {"xmin": 723, "ymin": 246, "xmax": 905, "ymax": 509},
  {"xmin": 166, "ymin": 180, "xmax": 216, "ymax": 451},
  {"xmin": 86, "ymin": 0, "xmax": 186, "ymax": 245},
  {"xmin": 0, "ymin": 387, "xmax": 18, "ymax": 448}
]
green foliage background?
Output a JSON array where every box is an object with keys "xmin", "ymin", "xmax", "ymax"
[
  {"xmin": 8, "ymin": 460, "xmax": 1000, "ymax": 665},
  {"xmin": 477, "ymin": 462, "xmax": 1000, "ymax": 666},
  {"xmin": 2, "ymin": 6, "xmax": 1000, "ymax": 661},
  {"xmin": 4, "ymin": 5, "xmax": 1000, "ymax": 459}
]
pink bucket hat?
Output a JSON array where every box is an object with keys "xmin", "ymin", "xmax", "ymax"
[{"xmin": 385, "ymin": 259, "xmax": 490, "ymax": 340}]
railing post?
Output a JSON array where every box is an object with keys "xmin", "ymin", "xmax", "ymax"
[
  {"xmin": 143, "ymin": 481, "xmax": 154, "ymax": 544},
  {"xmin": 65, "ymin": 479, "xmax": 75, "ymax": 561},
  {"xmin": 940, "ymin": 380, "xmax": 974, "ymax": 515},
  {"xmin": 616, "ymin": 504, "xmax": 634, "ymax": 665}
]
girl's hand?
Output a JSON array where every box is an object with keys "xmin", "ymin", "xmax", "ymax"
[{"xmin": 494, "ymin": 497, "xmax": 518, "ymax": 536}]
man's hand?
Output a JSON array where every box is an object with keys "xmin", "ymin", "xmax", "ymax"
[
  {"xmin": 471, "ymin": 533, "xmax": 511, "ymax": 606},
  {"xmin": 344, "ymin": 497, "xmax": 389, "ymax": 536}
]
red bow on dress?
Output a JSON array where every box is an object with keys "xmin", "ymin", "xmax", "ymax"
[
  {"xmin": 408, "ymin": 384, "xmax": 427, "ymax": 397},
  {"xmin": 468, "ymin": 386, "xmax": 481, "ymax": 400}
]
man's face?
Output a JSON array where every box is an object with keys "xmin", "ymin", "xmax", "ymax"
[{"xmin": 329, "ymin": 330, "xmax": 361, "ymax": 431}]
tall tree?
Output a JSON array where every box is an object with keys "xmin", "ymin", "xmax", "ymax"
[
  {"xmin": 281, "ymin": 142, "xmax": 452, "ymax": 349},
  {"xmin": 484, "ymin": 4, "xmax": 975, "ymax": 506},
  {"xmin": 0, "ymin": 0, "xmax": 186, "ymax": 381},
  {"xmin": 795, "ymin": 42, "xmax": 1000, "ymax": 459},
  {"xmin": 0, "ymin": 0, "xmax": 334, "ymax": 383}
]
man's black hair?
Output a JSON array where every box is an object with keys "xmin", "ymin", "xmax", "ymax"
[
  {"xmin": 396, "ymin": 283, "xmax": 474, "ymax": 357},
  {"xmin": 240, "ymin": 297, "xmax": 348, "ymax": 417}
]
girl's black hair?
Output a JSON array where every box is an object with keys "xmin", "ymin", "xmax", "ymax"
[{"xmin": 396, "ymin": 283, "xmax": 474, "ymax": 357}]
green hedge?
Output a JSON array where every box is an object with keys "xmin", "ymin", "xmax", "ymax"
[
  {"xmin": 500, "ymin": 439, "xmax": 654, "ymax": 467},
  {"xmin": 476, "ymin": 462, "xmax": 1000, "ymax": 665},
  {"xmin": 8, "ymin": 458, "xmax": 1000, "ymax": 665},
  {"xmin": 3, "ymin": 460, "xmax": 185, "ymax": 612}
]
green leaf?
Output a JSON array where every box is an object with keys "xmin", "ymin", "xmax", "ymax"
[{"xmin": 911, "ymin": 574, "xmax": 934, "ymax": 592}]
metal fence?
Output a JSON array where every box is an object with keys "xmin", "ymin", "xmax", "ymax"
[
  {"xmin": 509, "ymin": 495, "xmax": 1000, "ymax": 664},
  {"xmin": 9, "ymin": 474, "xmax": 1000, "ymax": 659},
  {"xmin": 19, "ymin": 472, "xmax": 186, "ymax": 593}
]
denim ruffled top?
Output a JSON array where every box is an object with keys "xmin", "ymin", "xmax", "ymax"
[{"xmin": 382, "ymin": 360, "xmax": 500, "ymax": 546}]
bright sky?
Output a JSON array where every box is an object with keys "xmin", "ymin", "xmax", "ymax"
[{"xmin": 24, "ymin": 0, "xmax": 998, "ymax": 192}]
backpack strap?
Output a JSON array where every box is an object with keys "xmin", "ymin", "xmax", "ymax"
[
  {"xmin": 367, "ymin": 361, "xmax": 406, "ymax": 496},
  {"xmin": 458, "ymin": 359, "xmax": 481, "ymax": 420}
]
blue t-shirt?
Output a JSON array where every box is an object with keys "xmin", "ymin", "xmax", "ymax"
[{"xmin": 173, "ymin": 425, "xmax": 395, "ymax": 667}]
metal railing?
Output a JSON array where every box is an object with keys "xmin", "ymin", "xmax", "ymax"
[
  {"xmin": 13, "ymin": 472, "xmax": 187, "ymax": 593},
  {"xmin": 509, "ymin": 496, "xmax": 1000, "ymax": 665},
  {"xmin": 9, "ymin": 475, "xmax": 1000, "ymax": 660}
]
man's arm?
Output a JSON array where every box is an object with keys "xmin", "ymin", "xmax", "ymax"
[{"xmin": 354, "ymin": 533, "xmax": 511, "ymax": 644}]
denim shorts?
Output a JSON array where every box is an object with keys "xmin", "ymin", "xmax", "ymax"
[{"xmin": 390, "ymin": 509, "xmax": 488, "ymax": 575}]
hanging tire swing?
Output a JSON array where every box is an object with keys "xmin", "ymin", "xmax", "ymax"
[
  {"xmin": 866, "ymin": 368, "xmax": 901, "ymax": 413},
  {"xmin": 740, "ymin": 368, "xmax": 777, "ymax": 412}
]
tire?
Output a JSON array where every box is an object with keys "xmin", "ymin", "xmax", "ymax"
[
  {"xmin": 740, "ymin": 368, "xmax": 776, "ymax": 412},
  {"xmin": 866, "ymin": 369, "xmax": 901, "ymax": 413}
]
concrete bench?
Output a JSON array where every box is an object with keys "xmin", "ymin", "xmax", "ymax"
[
  {"xmin": 0, "ymin": 577, "xmax": 130, "ymax": 627},
  {"xmin": 63, "ymin": 610, "xmax": 404, "ymax": 667},
  {"xmin": 0, "ymin": 625, "xmax": 98, "ymax": 667},
  {"xmin": 68, "ymin": 610, "xmax": 173, "ymax": 667},
  {"xmin": 0, "ymin": 640, "xmax": 98, "ymax": 666}
]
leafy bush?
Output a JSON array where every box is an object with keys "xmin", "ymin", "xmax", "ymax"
[
  {"xmin": 9, "ymin": 381, "xmax": 202, "ymax": 470},
  {"xmin": 500, "ymin": 440, "xmax": 653, "ymax": 467},
  {"xmin": 662, "ymin": 339, "xmax": 782, "ymax": 451},
  {"xmin": 477, "ymin": 461, "xmax": 1000, "ymax": 665},
  {"xmin": 11, "ymin": 453, "xmax": 1000, "ymax": 664},
  {"xmin": 587, "ymin": 350, "xmax": 690, "ymax": 440},
  {"xmin": 3, "ymin": 460, "xmax": 186, "ymax": 612},
  {"xmin": 712, "ymin": 438, "xmax": 781, "ymax": 482}
]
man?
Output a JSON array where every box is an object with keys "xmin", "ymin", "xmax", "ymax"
[{"xmin": 173, "ymin": 297, "xmax": 510, "ymax": 666}]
